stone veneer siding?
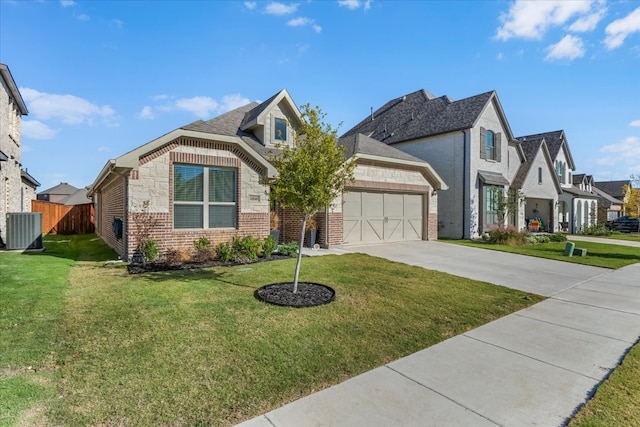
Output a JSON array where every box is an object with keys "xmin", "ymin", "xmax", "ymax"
[{"xmin": 122, "ymin": 137, "xmax": 269, "ymax": 260}]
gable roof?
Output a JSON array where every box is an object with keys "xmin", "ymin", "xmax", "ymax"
[
  {"xmin": 338, "ymin": 133, "xmax": 447, "ymax": 190},
  {"xmin": 511, "ymin": 137, "xmax": 562, "ymax": 192},
  {"xmin": 240, "ymin": 89, "xmax": 302, "ymax": 131},
  {"xmin": 592, "ymin": 186, "xmax": 623, "ymax": 208},
  {"xmin": 343, "ymin": 89, "xmax": 515, "ymax": 145},
  {"xmin": 39, "ymin": 182, "xmax": 78, "ymax": 196},
  {"xmin": 594, "ymin": 180, "xmax": 630, "ymax": 200},
  {"xmin": 517, "ymin": 130, "xmax": 576, "ymax": 170},
  {"xmin": 60, "ymin": 188, "xmax": 92, "ymax": 205},
  {"xmin": 0, "ymin": 63, "xmax": 28, "ymax": 115}
]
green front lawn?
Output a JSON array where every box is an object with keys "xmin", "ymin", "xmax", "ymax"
[
  {"xmin": 576, "ymin": 233, "xmax": 640, "ymax": 243},
  {"xmin": 569, "ymin": 340, "xmax": 640, "ymax": 426},
  {"xmin": 1, "ymin": 234, "xmax": 542, "ymax": 426},
  {"xmin": 451, "ymin": 240, "xmax": 640, "ymax": 269}
]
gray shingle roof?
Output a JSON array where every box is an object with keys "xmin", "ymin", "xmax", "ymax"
[
  {"xmin": 338, "ymin": 133, "xmax": 426, "ymax": 163},
  {"xmin": 39, "ymin": 182, "xmax": 78, "ymax": 196},
  {"xmin": 592, "ymin": 186, "xmax": 623, "ymax": 208},
  {"xmin": 61, "ymin": 188, "xmax": 92, "ymax": 205},
  {"xmin": 511, "ymin": 137, "xmax": 545, "ymax": 189},
  {"xmin": 593, "ymin": 180, "xmax": 630, "ymax": 200},
  {"xmin": 342, "ymin": 90, "xmax": 496, "ymax": 144},
  {"xmin": 21, "ymin": 170, "xmax": 40, "ymax": 187},
  {"xmin": 240, "ymin": 92, "xmax": 280, "ymax": 127},
  {"xmin": 563, "ymin": 186, "xmax": 599, "ymax": 199},
  {"xmin": 517, "ymin": 130, "xmax": 565, "ymax": 161}
]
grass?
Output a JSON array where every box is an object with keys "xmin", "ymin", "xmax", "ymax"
[
  {"xmin": 450, "ymin": 240, "xmax": 640, "ymax": 269},
  {"xmin": 569, "ymin": 340, "xmax": 640, "ymax": 426},
  {"xmin": 1, "ymin": 234, "xmax": 542, "ymax": 426}
]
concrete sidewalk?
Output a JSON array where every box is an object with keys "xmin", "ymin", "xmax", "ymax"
[{"xmin": 238, "ymin": 242, "xmax": 640, "ymax": 427}]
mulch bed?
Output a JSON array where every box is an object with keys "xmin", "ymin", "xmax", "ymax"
[
  {"xmin": 255, "ymin": 282, "xmax": 335, "ymax": 307},
  {"xmin": 127, "ymin": 254, "xmax": 295, "ymax": 274}
]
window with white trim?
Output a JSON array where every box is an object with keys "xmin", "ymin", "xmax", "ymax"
[
  {"xmin": 274, "ymin": 117, "xmax": 287, "ymax": 141},
  {"xmin": 485, "ymin": 185, "xmax": 500, "ymax": 227},
  {"xmin": 173, "ymin": 164, "xmax": 237, "ymax": 229}
]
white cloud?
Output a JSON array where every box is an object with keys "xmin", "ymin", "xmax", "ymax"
[
  {"xmin": 175, "ymin": 96, "xmax": 219, "ymax": 118},
  {"xmin": 338, "ymin": 0, "xmax": 371, "ymax": 10},
  {"xmin": 97, "ymin": 146, "xmax": 110, "ymax": 152},
  {"xmin": 265, "ymin": 2, "xmax": 298, "ymax": 16},
  {"xmin": 110, "ymin": 18, "xmax": 124, "ymax": 29},
  {"xmin": 151, "ymin": 94, "xmax": 171, "ymax": 101},
  {"xmin": 600, "ymin": 136, "xmax": 640, "ymax": 159},
  {"xmin": 218, "ymin": 94, "xmax": 251, "ymax": 113},
  {"xmin": 630, "ymin": 119, "xmax": 640, "ymax": 127},
  {"xmin": 604, "ymin": 7, "xmax": 640, "ymax": 49},
  {"xmin": 568, "ymin": 7, "xmax": 606, "ymax": 32},
  {"xmin": 77, "ymin": 14, "xmax": 90, "ymax": 21},
  {"xmin": 288, "ymin": 17, "xmax": 322, "ymax": 32},
  {"xmin": 496, "ymin": 0, "xmax": 595, "ymax": 41},
  {"xmin": 20, "ymin": 88, "xmax": 118, "ymax": 127},
  {"xmin": 60, "ymin": 0, "xmax": 76, "ymax": 7},
  {"xmin": 497, "ymin": 52, "xmax": 504, "ymax": 60},
  {"xmin": 545, "ymin": 34, "xmax": 585, "ymax": 61},
  {"xmin": 244, "ymin": 1, "xmax": 257, "ymax": 10},
  {"xmin": 21, "ymin": 120, "xmax": 58, "ymax": 140},
  {"xmin": 138, "ymin": 106, "xmax": 155, "ymax": 120}
]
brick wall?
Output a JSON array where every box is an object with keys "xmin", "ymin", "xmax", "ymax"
[{"xmin": 97, "ymin": 175, "xmax": 126, "ymax": 258}]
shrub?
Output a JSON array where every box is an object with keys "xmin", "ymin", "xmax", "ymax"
[
  {"xmin": 277, "ymin": 241, "xmax": 299, "ymax": 257},
  {"xmin": 487, "ymin": 226, "xmax": 529, "ymax": 246},
  {"xmin": 548, "ymin": 233, "xmax": 567, "ymax": 242},
  {"xmin": 263, "ymin": 235, "xmax": 277, "ymax": 258},
  {"xmin": 216, "ymin": 242, "xmax": 233, "ymax": 263},
  {"xmin": 580, "ymin": 224, "xmax": 611, "ymax": 236},
  {"xmin": 528, "ymin": 234, "xmax": 550, "ymax": 244},
  {"xmin": 141, "ymin": 239, "xmax": 159, "ymax": 263},
  {"xmin": 163, "ymin": 248, "xmax": 182, "ymax": 265},
  {"xmin": 232, "ymin": 235, "xmax": 261, "ymax": 261},
  {"xmin": 192, "ymin": 236, "xmax": 214, "ymax": 263}
]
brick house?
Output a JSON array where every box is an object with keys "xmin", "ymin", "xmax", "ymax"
[
  {"xmin": 0, "ymin": 63, "xmax": 40, "ymax": 247},
  {"xmin": 88, "ymin": 90, "xmax": 446, "ymax": 261}
]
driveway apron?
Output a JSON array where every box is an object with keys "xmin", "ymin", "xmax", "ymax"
[{"xmin": 238, "ymin": 241, "xmax": 640, "ymax": 427}]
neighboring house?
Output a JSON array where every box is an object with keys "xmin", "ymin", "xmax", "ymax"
[
  {"xmin": 511, "ymin": 136, "xmax": 562, "ymax": 232},
  {"xmin": 88, "ymin": 89, "xmax": 445, "ymax": 261},
  {"xmin": 593, "ymin": 180, "xmax": 631, "ymax": 219},
  {"xmin": 38, "ymin": 182, "xmax": 82, "ymax": 203},
  {"xmin": 517, "ymin": 130, "xmax": 588, "ymax": 233},
  {"xmin": 0, "ymin": 63, "xmax": 39, "ymax": 247},
  {"xmin": 568, "ymin": 174, "xmax": 599, "ymax": 232},
  {"xmin": 342, "ymin": 89, "xmax": 525, "ymax": 239}
]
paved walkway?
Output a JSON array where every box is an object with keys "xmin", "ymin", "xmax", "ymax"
[{"xmin": 239, "ymin": 241, "xmax": 640, "ymax": 427}]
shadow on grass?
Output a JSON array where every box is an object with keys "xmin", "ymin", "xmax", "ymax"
[{"xmin": 140, "ymin": 268, "xmax": 257, "ymax": 289}]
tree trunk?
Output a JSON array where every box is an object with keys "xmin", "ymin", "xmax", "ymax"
[{"xmin": 293, "ymin": 216, "xmax": 307, "ymax": 293}]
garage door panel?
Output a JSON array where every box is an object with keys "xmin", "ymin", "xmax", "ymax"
[{"xmin": 343, "ymin": 191, "xmax": 424, "ymax": 245}]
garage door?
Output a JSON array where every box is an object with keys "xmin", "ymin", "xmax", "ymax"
[{"xmin": 343, "ymin": 191, "xmax": 423, "ymax": 245}]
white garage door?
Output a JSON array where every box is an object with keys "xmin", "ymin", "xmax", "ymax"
[{"xmin": 343, "ymin": 191, "xmax": 423, "ymax": 245}]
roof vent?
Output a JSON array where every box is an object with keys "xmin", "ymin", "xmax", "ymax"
[
  {"xmin": 402, "ymin": 95, "xmax": 407, "ymax": 102},
  {"xmin": 370, "ymin": 107, "xmax": 374, "ymax": 121},
  {"xmin": 411, "ymin": 112, "xmax": 414, "ymax": 120}
]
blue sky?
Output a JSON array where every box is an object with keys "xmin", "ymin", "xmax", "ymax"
[{"xmin": 1, "ymin": 0, "xmax": 639, "ymax": 191}]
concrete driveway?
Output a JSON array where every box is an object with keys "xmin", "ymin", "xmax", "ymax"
[
  {"xmin": 239, "ymin": 241, "xmax": 640, "ymax": 427},
  {"xmin": 344, "ymin": 240, "xmax": 609, "ymax": 296}
]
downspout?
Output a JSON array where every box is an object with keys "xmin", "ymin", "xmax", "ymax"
[{"xmin": 325, "ymin": 205, "xmax": 329, "ymax": 248}]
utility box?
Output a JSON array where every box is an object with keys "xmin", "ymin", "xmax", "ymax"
[
  {"xmin": 6, "ymin": 213, "xmax": 43, "ymax": 250},
  {"xmin": 564, "ymin": 242, "xmax": 575, "ymax": 257}
]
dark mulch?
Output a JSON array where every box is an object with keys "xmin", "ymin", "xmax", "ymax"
[
  {"xmin": 256, "ymin": 282, "xmax": 335, "ymax": 307},
  {"xmin": 127, "ymin": 254, "xmax": 296, "ymax": 274}
]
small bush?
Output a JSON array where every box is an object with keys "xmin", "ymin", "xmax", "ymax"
[
  {"xmin": 216, "ymin": 242, "xmax": 233, "ymax": 263},
  {"xmin": 193, "ymin": 236, "xmax": 212, "ymax": 251},
  {"xmin": 141, "ymin": 239, "xmax": 159, "ymax": 263},
  {"xmin": 528, "ymin": 234, "xmax": 550, "ymax": 244},
  {"xmin": 487, "ymin": 226, "xmax": 529, "ymax": 246},
  {"xmin": 263, "ymin": 235, "xmax": 277, "ymax": 258},
  {"xmin": 580, "ymin": 224, "xmax": 611, "ymax": 236},
  {"xmin": 163, "ymin": 248, "xmax": 182, "ymax": 265},
  {"xmin": 277, "ymin": 241, "xmax": 299, "ymax": 257},
  {"xmin": 232, "ymin": 235, "xmax": 261, "ymax": 262},
  {"xmin": 548, "ymin": 233, "xmax": 567, "ymax": 242}
]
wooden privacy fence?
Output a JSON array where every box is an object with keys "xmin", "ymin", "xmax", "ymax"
[{"xmin": 31, "ymin": 200, "xmax": 95, "ymax": 235}]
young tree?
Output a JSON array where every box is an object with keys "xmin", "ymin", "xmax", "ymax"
[
  {"xmin": 269, "ymin": 104, "xmax": 355, "ymax": 293},
  {"xmin": 624, "ymin": 175, "xmax": 640, "ymax": 217}
]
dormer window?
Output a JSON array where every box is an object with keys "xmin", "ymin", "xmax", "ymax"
[{"xmin": 274, "ymin": 118, "xmax": 287, "ymax": 141}]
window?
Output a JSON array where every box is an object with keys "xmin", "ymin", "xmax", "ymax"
[
  {"xmin": 480, "ymin": 127, "xmax": 501, "ymax": 161},
  {"xmin": 485, "ymin": 185, "xmax": 500, "ymax": 227},
  {"xmin": 274, "ymin": 117, "xmax": 287, "ymax": 141},
  {"xmin": 485, "ymin": 130, "xmax": 495, "ymax": 160},
  {"xmin": 538, "ymin": 167, "xmax": 543, "ymax": 184},
  {"xmin": 173, "ymin": 164, "xmax": 237, "ymax": 229}
]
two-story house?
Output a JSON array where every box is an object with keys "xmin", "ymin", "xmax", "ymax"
[
  {"xmin": 0, "ymin": 63, "xmax": 39, "ymax": 248},
  {"xmin": 343, "ymin": 89, "xmax": 525, "ymax": 239}
]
